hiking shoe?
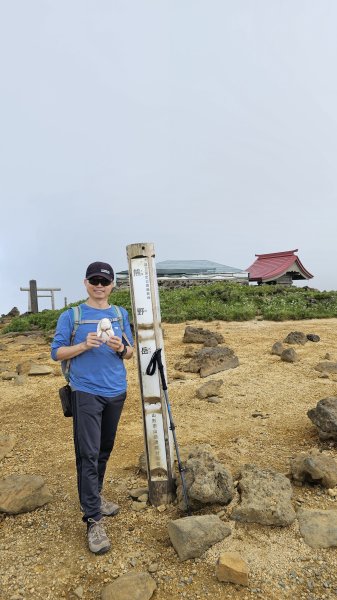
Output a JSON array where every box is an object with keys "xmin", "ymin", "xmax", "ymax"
[
  {"xmin": 100, "ymin": 495, "xmax": 120, "ymax": 517},
  {"xmin": 87, "ymin": 518, "xmax": 111, "ymax": 554}
]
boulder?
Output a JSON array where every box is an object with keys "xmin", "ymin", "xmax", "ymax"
[
  {"xmin": 175, "ymin": 445, "xmax": 234, "ymax": 511},
  {"xmin": 16, "ymin": 361, "xmax": 53, "ymax": 376},
  {"xmin": 0, "ymin": 474, "xmax": 52, "ymax": 514},
  {"xmin": 290, "ymin": 451, "xmax": 337, "ymax": 488},
  {"xmin": 0, "ymin": 434, "xmax": 16, "ymax": 461},
  {"xmin": 168, "ymin": 515, "xmax": 231, "ymax": 561},
  {"xmin": 101, "ymin": 572, "xmax": 156, "ymax": 600},
  {"xmin": 231, "ymin": 464, "xmax": 296, "ymax": 526},
  {"xmin": 29, "ymin": 364, "xmax": 54, "ymax": 376},
  {"xmin": 196, "ymin": 379, "xmax": 223, "ymax": 399},
  {"xmin": 183, "ymin": 326, "xmax": 224, "ymax": 345},
  {"xmin": 281, "ymin": 348, "xmax": 299, "ymax": 363},
  {"xmin": 307, "ymin": 334, "xmax": 320, "ymax": 342},
  {"xmin": 216, "ymin": 552, "xmax": 249, "ymax": 586},
  {"xmin": 307, "ymin": 397, "xmax": 337, "ymax": 441},
  {"xmin": 297, "ymin": 509, "xmax": 337, "ymax": 548},
  {"xmin": 182, "ymin": 346, "xmax": 239, "ymax": 378},
  {"xmin": 283, "ymin": 331, "xmax": 307, "ymax": 345},
  {"xmin": 271, "ymin": 341, "xmax": 284, "ymax": 356}
]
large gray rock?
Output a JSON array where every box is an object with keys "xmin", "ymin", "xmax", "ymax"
[
  {"xmin": 0, "ymin": 474, "xmax": 52, "ymax": 514},
  {"xmin": 231, "ymin": 464, "xmax": 296, "ymax": 526},
  {"xmin": 307, "ymin": 397, "xmax": 337, "ymax": 441},
  {"xmin": 271, "ymin": 341, "xmax": 284, "ymax": 356},
  {"xmin": 182, "ymin": 346, "xmax": 239, "ymax": 378},
  {"xmin": 183, "ymin": 326, "xmax": 224, "ymax": 345},
  {"xmin": 101, "ymin": 572, "xmax": 156, "ymax": 600},
  {"xmin": 16, "ymin": 361, "xmax": 53, "ymax": 376},
  {"xmin": 298, "ymin": 509, "xmax": 337, "ymax": 548},
  {"xmin": 314, "ymin": 362, "xmax": 337, "ymax": 374},
  {"xmin": 283, "ymin": 331, "xmax": 307, "ymax": 345},
  {"xmin": 175, "ymin": 445, "xmax": 234, "ymax": 511},
  {"xmin": 281, "ymin": 348, "xmax": 299, "ymax": 363},
  {"xmin": 0, "ymin": 434, "xmax": 16, "ymax": 460},
  {"xmin": 290, "ymin": 451, "xmax": 337, "ymax": 488},
  {"xmin": 168, "ymin": 515, "xmax": 231, "ymax": 561},
  {"xmin": 196, "ymin": 379, "xmax": 223, "ymax": 399}
]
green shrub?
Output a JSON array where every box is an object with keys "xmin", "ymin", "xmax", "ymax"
[{"xmin": 2, "ymin": 283, "xmax": 337, "ymax": 334}]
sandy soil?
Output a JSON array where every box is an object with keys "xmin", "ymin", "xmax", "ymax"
[{"xmin": 1, "ymin": 318, "xmax": 337, "ymax": 600}]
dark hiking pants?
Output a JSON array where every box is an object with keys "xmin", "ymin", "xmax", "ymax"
[{"xmin": 71, "ymin": 390, "xmax": 126, "ymax": 522}]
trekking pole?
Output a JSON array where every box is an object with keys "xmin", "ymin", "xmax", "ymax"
[{"xmin": 146, "ymin": 349, "xmax": 191, "ymax": 515}]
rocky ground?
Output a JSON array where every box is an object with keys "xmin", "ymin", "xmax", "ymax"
[{"xmin": 1, "ymin": 317, "xmax": 337, "ymax": 600}]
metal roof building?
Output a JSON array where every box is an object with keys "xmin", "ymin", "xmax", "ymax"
[{"xmin": 117, "ymin": 260, "xmax": 248, "ymax": 284}]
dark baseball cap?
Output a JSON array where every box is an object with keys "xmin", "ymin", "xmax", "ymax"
[{"xmin": 85, "ymin": 261, "xmax": 114, "ymax": 282}]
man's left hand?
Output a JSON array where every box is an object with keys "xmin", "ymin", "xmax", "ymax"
[{"xmin": 106, "ymin": 335, "xmax": 124, "ymax": 353}]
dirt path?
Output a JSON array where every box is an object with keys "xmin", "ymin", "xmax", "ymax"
[{"xmin": 1, "ymin": 318, "xmax": 337, "ymax": 600}]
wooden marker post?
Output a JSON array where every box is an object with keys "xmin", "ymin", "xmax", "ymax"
[
  {"xmin": 29, "ymin": 280, "xmax": 38, "ymax": 314},
  {"xmin": 127, "ymin": 242, "xmax": 175, "ymax": 506}
]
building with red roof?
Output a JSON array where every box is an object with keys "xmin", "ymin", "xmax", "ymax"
[{"xmin": 247, "ymin": 250, "xmax": 313, "ymax": 285}]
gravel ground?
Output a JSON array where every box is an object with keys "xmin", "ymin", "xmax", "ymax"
[{"xmin": 1, "ymin": 318, "xmax": 337, "ymax": 600}]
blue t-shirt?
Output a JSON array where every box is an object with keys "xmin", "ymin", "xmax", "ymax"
[{"xmin": 51, "ymin": 304, "xmax": 134, "ymax": 396}]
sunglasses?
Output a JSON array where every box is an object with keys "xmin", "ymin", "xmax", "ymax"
[{"xmin": 87, "ymin": 277, "xmax": 112, "ymax": 287}]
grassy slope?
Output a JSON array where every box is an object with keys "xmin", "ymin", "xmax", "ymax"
[{"xmin": 2, "ymin": 283, "xmax": 337, "ymax": 334}]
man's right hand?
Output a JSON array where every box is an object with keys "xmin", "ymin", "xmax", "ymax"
[{"xmin": 84, "ymin": 332, "xmax": 103, "ymax": 350}]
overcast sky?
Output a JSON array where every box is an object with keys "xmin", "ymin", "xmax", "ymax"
[{"xmin": 1, "ymin": 1, "xmax": 337, "ymax": 314}]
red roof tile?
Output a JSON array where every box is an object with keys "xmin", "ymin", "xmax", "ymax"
[{"xmin": 247, "ymin": 250, "xmax": 313, "ymax": 282}]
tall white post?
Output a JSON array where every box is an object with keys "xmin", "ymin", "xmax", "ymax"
[{"xmin": 127, "ymin": 242, "xmax": 175, "ymax": 506}]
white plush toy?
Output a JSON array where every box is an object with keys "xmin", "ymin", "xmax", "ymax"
[{"xmin": 97, "ymin": 318, "xmax": 115, "ymax": 343}]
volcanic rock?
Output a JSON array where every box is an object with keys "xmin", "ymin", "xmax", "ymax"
[
  {"xmin": 307, "ymin": 397, "xmax": 337, "ymax": 441},
  {"xmin": 216, "ymin": 552, "xmax": 249, "ymax": 586},
  {"xmin": 231, "ymin": 464, "xmax": 296, "ymax": 526},
  {"xmin": 168, "ymin": 515, "xmax": 231, "ymax": 561},
  {"xmin": 0, "ymin": 474, "xmax": 52, "ymax": 514},
  {"xmin": 281, "ymin": 348, "xmax": 299, "ymax": 363},
  {"xmin": 182, "ymin": 346, "xmax": 239, "ymax": 378},
  {"xmin": 271, "ymin": 341, "xmax": 284, "ymax": 356},
  {"xmin": 283, "ymin": 331, "xmax": 307, "ymax": 345},
  {"xmin": 101, "ymin": 572, "xmax": 156, "ymax": 600},
  {"xmin": 290, "ymin": 450, "xmax": 337, "ymax": 488},
  {"xmin": 297, "ymin": 509, "xmax": 337, "ymax": 548},
  {"xmin": 196, "ymin": 379, "xmax": 223, "ymax": 399},
  {"xmin": 175, "ymin": 445, "xmax": 234, "ymax": 511}
]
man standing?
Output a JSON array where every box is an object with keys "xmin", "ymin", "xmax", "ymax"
[{"xmin": 51, "ymin": 261, "xmax": 133, "ymax": 554}]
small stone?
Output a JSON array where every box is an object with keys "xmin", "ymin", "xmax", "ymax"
[
  {"xmin": 148, "ymin": 563, "xmax": 158, "ymax": 573},
  {"xmin": 132, "ymin": 501, "xmax": 147, "ymax": 511},
  {"xmin": 216, "ymin": 551, "xmax": 249, "ymax": 586},
  {"xmin": 138, "ymin": 493, "xmax": 148, "ymax": 503},
  {"xmin": 157, "ymin": 505, "xmax": 167, "ymax": 512},
  {"xmin": 129, "ymin": 487, "xmax": 149, "ymax": 499},
  {"xmin": 1, "ymin": 371, "xmax": 17, "ymax": 380},
  {"xmin": 74, "ymin": 586, "xmax": 84, "ymax": 599},
  {"xmin": 307, "ymin": 334, "xmax": 320, "ymax": 342}
]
